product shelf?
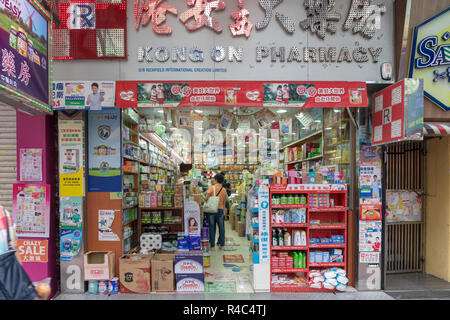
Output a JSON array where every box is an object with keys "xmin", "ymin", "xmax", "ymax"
[
  {"xmin": 140, "ymin": 207, "xmax": 182, "ymax": 210},
  {"xmin": 286, "ymin": 155, "xmax": 323, "ymax": 165},
  {"xmin": 272, "ymin": 268, "xmax": 308, "ymax": 273},
  {"xmin": 308, "ymin": 207, "xmax": 346, "ymax": 212},
  {"xmin": 272, "ymin": 246, "xmax": 308, "ymax": 251},
  {"xmin": 309, "ymin": 262, "xmax": 345, "ymax": 268},
  {"xmin": 271, "ymin": 204, "xmax": 308, "ymax": 209},
  {"xmin": 309, "ymin": 243, "xmax": 346, "ymax": 249},
  {"xmin": 271, "ymin": 223, "xmax": 308, "ymax": 228},
  {"xmin": 309, "ymin": 224, "xmax": 345, "ymax": 229}
]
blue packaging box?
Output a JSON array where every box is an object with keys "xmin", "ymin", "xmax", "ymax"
[
  {"xmin": 177, "ymin": 233, "xmax": 189, "ymax": 250},
  {"xmin": 189, "ymin": 235, "xmax": 201, "ymax": 251}
]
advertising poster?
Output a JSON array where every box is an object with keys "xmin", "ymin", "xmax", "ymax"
[
  {"xmin": 88, "ymin": 109, "xmax": 121, "ymax": 192},
  {"xmin": 98, "ymin": 209, "xmax": 120, "ymax": 241},
  {"xmin": 258, "ymin": 180, "xmax": 270, "ymax": 264},
  {"xmin": 184, "ymin": 201, "xmax": 200, "ymax": 236},
  {"xmin": 0, "ymin": 0, "xmax": 49, "ymax": 104},
  {"xmin": 359, "ymin": 165, "xmax": 381, "ymax": 201},
  {"xmin": 60, "ymin": 229, "xmax": 83, "ymax": 262},
  {"xmin": 360, "ymin": 145, "xmax": 382, "ymax": 166},
  {"xmin": 359, "ymin": 220, "xmax": 382, "ymax": 253},
  {"xmin": 16, "ymin": 239, "xmax": 48, "ymax": 263},
  {"xmin": 59, "ymin": 197, "xmax": 83, "ymax": 229},
  {"xmin": 118, "ymin": 81, "xmax": 369, "ymax": 109},
  {"xmin": 219, "ymin": 110, "xmax": 234, "ymax": 130},
  {"xmin": 19, "ymin": 148, "xmax": 42, "ymax": 181},
  {"xmin": 386, "ymin": 191, "xmax": 422, "ymax": 222},
  {"xmin": 12, "ymin": 183, "xmax": 50, "ymax": 238},
  {"xmin": 404, "ymin": 79, "xmax": 424, "ymax": 140},
  {"xmin": 360, "ymin": 204, "xmax": 382, "ymax": 221},
  {"xmin": 359, "ymin": 252, "xmax": 381, "ymax": 264},
  {"xmin": 59, "ymin": 120, "xmax": 84, "ymax": 197},
  {"xmin": 53, "ymin": 81, "xmax": 116, "ymax": 110}
]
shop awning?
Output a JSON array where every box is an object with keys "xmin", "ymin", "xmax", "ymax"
[{"xmin": 423, "ymin": 122, "xmax": 450, "ymax": 136}]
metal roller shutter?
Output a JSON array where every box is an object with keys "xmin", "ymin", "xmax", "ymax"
[{"xmin": 0, "ymin": 104, "xmax": 16, "ymax": 212}]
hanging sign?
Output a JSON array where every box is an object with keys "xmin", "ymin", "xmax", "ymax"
[
  {"xmin": 117, "ymin": 81, "xmax": 368, "ymax": 109},
  {"xmin": 53, "ymin": 81, "xmax": 116, "ymax": 110},
  {"xmin": 409, "ymin": 7, "xmax": 450, "ymax": 111}
]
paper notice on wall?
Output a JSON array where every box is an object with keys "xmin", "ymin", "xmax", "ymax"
[
  {"xmin": 98, "ymin": 210, "xmax": 119, "ymax": 241},
  {"xmin": 19, "ymin": 149, "xmax": 42, "ymax": 182},
  {"xmin": 359, "ymin": 220, "xmax": 382, "ymax": 252}
]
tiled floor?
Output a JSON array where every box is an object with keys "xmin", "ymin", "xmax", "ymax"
[{"xmin": 385, "ymin": 273, "xmax": 450, "ymax": 300}]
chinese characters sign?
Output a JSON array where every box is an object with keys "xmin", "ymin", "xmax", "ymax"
[
  {"xmin": 53, "ymin": 0, "xmax": 127, "ymax": 59},
  {"xmin": 117, "ymin": 80, "xmax": 368, "ymax": 108},
  {"xmin": 258, "ymin": 180, "xmax": 270, "ymax": 264},
  {"xmin": 17, "ymin": 239, "xmax": 48, "ymax": 263},
  {"xmin": 0, "ymin": 0, "xmax": 49, "ymax": 104}
]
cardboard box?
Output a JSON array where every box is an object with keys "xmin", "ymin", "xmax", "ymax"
[
  {"xmin": 119, "ymin": 254, "xmax": 153, "ymax": 294},
  {"xmin": 175, "ymin": 273, "xmax": 205, "ymax": 292},
  {"xmin": 174, "ymin": 251, "xmax": 204, "ymax": 274},
  {"xmin": 84, "ymin": 251, "xmax": 115, "ymax": 281},
  {"xmin": 237, "ymin": 221, "xmax": 246, "ymax": 237},
  {"xmin": 151, "ymin": 253, "xmax": 175, "ymax": 292},
  {"xmin": 231, "ymin": 212, "xmax": 237, "ymax": 230}
]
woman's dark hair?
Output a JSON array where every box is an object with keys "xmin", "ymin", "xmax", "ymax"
[
  {"xmin": 214, "ymin": 173, "xmax": 224, "ymax": 184},
  {"xmin": 91, "ymin": 82, "xmax": 99, "ymax": 88}
]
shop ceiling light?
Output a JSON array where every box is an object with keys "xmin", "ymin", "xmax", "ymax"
[
  {"xmin": 195, "ymin": 110, "xmax": 203, "ymax": 113},
  {"xmin": 276, "ymin": 109, "xmax": 287, "ymax": 113}
]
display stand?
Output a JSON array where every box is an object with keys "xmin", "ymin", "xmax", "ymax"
[{"xmin": 269, "ymin": 184, "xmax": 347, "ymax": 292}]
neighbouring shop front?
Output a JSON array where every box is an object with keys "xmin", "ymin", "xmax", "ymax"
[{"xmin": 30, "ymin": 0, "xmax": 431, "ymax": 297}]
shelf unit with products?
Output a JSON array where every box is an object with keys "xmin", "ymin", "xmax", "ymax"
[
  {"xmin": 122, "ymin": 109, "xmax": 141, "ymax": 254},
  {"xmin": 269, "ymin": 184, "xmax": 347, "ymax": 292}
]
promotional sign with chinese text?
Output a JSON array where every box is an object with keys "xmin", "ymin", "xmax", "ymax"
[{"xmin": 0, "ymin": 0, "xmax": 49, "ymax": 104}]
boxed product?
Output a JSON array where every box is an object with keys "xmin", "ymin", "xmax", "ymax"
[
  {"xmin": 237, "ymin": 221, "xmax": 246, "ymax": 237},
  {"xmin": 177, "ymin": 233, "xmax": 189, "ymax": 251},
  {"xmin": 174, "ymin": 251, "xmax": 204, "ymax": 274},
  {"xmin": 84, "ymin": 251, "xmax": 115, "ymax": 281},
  {"xmin": 189, "ymin": 235, "xmax": 201, "ymax": 251},
  {"xmin": 151, "ymin": 253, "xmax": 175, "ymax": 292},
  {"xmin": 175, "ymin": 273, "xmax": 205, "ymax": 292},
  {"xmin": 119, "ymin": 254, "xmax": 153, "ymax": 293}
]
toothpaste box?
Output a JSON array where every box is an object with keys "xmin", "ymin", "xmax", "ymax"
[{"xmin": 175, "ymin": 273, "xmax": 205, "ymax": 292}]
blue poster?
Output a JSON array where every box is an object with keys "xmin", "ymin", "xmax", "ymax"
[
  {"xmin": 88, "ymin": 109, "xmax": 121, "ymax": 192},
  {"xmin": 60, "ymin": 229, "xmax": 83, "ymax": 262}
]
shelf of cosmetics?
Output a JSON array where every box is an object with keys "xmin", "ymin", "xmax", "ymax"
[
  {"xmin": 272, "ymin": 228, "xmax": 345, "ymax": 248},
  {"xmin": 263, "ymin": 167, "xmax": 346, "ymax": 185},
  {"xmin": 271, "ymin": 249, "xmax": 344, "ymax": 269},
  {"xmin": 272, "ymin": 193, "xmax": 339, "ymax": 208},
  {"xmin": 283, "ymin": 142, "xmax": 321, "ymax": 164}
]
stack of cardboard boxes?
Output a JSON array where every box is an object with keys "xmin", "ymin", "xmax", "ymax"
[{"xmin": 174, "ymin": 251, "xmax": 204, "ymax": 292}]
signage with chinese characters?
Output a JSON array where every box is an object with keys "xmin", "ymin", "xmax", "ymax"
[
  {"xmin": 17, "ymin": 239, "xmax": 48, "ymax": 263},
  {"xmin": 54, "ymin": 0, "xmax": 396, "ymax": 82},
  {"xmin": 258, "ymin": 179, "xmax": 270, "ymax": 264},
  {"xmin": 0, "ymin": 0, "xmax": 50, "ymax": 106},
  {"xmin": 116, "ymin": 81, "xmax": 368, "ymax": 109},
  {"xmin": 409, "ymin": 7, "xmax": 450, "ymax": 111},
  {"xmin": 372, "ymin": 79, "xmax": 424, "ymax": 146},
  {"xmin": 53, "ymin": 0, "xmax": 127, "ymax": 59}
]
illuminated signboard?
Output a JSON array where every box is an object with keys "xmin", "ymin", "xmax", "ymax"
[
  {"xmin": 0, "ymin": 0, "xmax": 51, "ymax": 111},
  {"xmin": 409, "ymin": 7, "xmax": 450, "ymax": 111}
]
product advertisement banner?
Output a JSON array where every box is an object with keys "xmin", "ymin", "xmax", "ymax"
[
  {"xmin": 12, "ymin": 183, "xmax": 50, "ymax": 238},
  {"xmin": 88, "ymin": 109, "xmax": 121, "ymax": 192},
  {"xmin": 53, "ymin": 81, "xmax": 116, "ymax": 110},
  {"xmin": 116, "ymin": 81, "xmax": 368, "ymax": 109},
  {"xmin": 60, "ymin": 228, "xmax": 83, "ymax": 262},
  {"xmin": 19, "ymin": 148, "xmax": 42, "ymax": 181},
  {"xmin": 0, "ymin": 0, "xmax": 49, "ymax": 105},
  {"xmin": 59, "ymin": 119, "xmax": 84, "ymax": 197},
  {"xmin": 59, "ymin": 197, "xmax": 83, "ymax": 229}
]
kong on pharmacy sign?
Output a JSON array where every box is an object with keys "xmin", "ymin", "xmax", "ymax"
[{"xmin": 409, "ymin": 7, "xmax": 450, "ymax": 111}]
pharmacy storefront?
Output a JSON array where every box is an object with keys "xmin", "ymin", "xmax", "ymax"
[{"xmin": 50, "ymin": 0, "xmax": 403, "ymax": 296}]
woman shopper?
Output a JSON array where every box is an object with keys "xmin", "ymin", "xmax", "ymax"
[{"xmin": 203, "ymin": 174, "xmax": 228, "ymax": 250}]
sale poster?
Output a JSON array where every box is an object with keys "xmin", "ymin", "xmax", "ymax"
[
  {"xmin": 19, "ymin": 148, "xmax": 42, "ymax": 181},
  {"xmin": 359, "ymin": 220, "xmax": 382, "ymax": 253},
  {"xmin": 60, "ymin": 197, "xmax": 83, "ymax": 229},
  {"xmin": 12, "ymin": 184, "xmax": 50, "ymax": 238},
  {"xmin": 359, "ymin": 252, "xmax": 380, "ymax": 264},
  {"xmin": 98, "ymin": 210, "xmax": 119, "ymax": 241},
  {"xmin": 59, "ymin": 120, "xmax": 84, "ymax": 197},
  {"xmin": 16, "ymin": 240, "xmax": 48, "ymax": 263}
]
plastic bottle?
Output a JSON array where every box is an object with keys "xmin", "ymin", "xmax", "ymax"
[
  {"xmin": 288, "ymin": 194, "xmax": 294, "ymax": 205},
  {"xmin": 293, "ymin": 230, "xmax": 301, "ymax": 246},
  {"xmin": 272, "ymin": 194, "xmax": 277, "ymax": 205},
  {"xmin": 300, "ymin": 230, "xmax": 307, "ymax": 246},
  {"xmin": 292, "ymin": 252, "xmax": 299, "ymax": 268},
  {"xmin": 294, "ymin": 194, "xmax": 300, "ymax": 205},
  {"xmin": 300, "ymin": 194, "xmax": 307, "ymax": 205},
  {"xmin": 297, "ymin": 251, "xmax": 303, "ymax": 268},
  {"xmin": 272, "ymin": 230, "xmax": 278, "ymax": 246},
  {"xmin": 284, "ymin": 229, "xmax": 291, "ymax": 246},
  {"xmin": 278, "ymin": 229, "xmax": 284, "ymax": 246},
  {"xmin": 302, "ymin": 251, "xmax": 306, "ymax": 268},
  {"xmin": 281, "ymin": 194, "xmax": 287, "ymax": 205}
]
